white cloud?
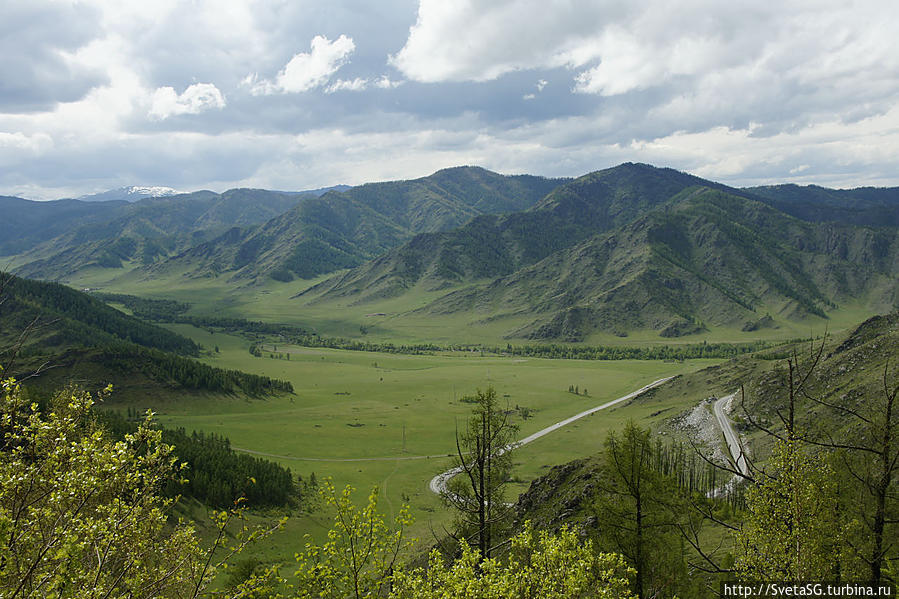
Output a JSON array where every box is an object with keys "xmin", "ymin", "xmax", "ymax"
[
  {"xmin": 0, "ymin": 132, "xmax": 54, "ymax": 164},
  {"xmin": 148, "ymin": 83, "xmax": 225, "ymax": 119},
  {"xmin": 391, "ymin": 0, "xmax": 899, "ymax": 118},
  {"xmin": 374, "ymin": 75, "xmax": 404, "ymax": 89},
  {"xmin": 5, "ymin": 0, "xmax": 899, "ymax": 199},
  {"xmin": 248, "ymin": 34, "xmax": 355, "ymax": 95},
  {"xmin": 326, "ymin": 78, "xmax": 369, "ymax": 93},
  {"xmin": 390, "ymin": 0, "xmax": 625, "ymax": 82}
]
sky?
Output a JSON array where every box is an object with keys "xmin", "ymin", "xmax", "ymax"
[{"xmin": 2, "ymin": 0, "xmax": 899, "ymax": 200}]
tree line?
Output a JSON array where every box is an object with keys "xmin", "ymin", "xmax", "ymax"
[
  {"xmin": 96, "ymin": 292, "xmax": 794, "ymax": 361},
  {"xmin": 101, "ymin": 410, "xmax": 300, "ymax": 509},
  {"xmin": 3, "ymin": 275, "xmax": 199, "ymax": 355},
  {"xmin": 99, "ymin": 343, "xmax": 293, "ymax": 395}
]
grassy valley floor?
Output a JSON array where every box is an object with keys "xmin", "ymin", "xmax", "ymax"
[{"xmin": 96, "ymin": 322, "xmax": 721, "ymax": 564}]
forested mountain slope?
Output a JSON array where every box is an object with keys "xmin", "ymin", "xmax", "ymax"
[
  {"xmin": 142, "ymin": 166, "xmax": 566, "ymax": 282},
  {"xmin": 302, "ymin": 166, "xmax": 899, "ymax": 340},
  {"xmin": 11, "ymin": 189, "xmax": 305, "ymax": 280},
  {"xmin": 300, "ymin": 163, "xmax": 715, "ymax": 302},
  {"xmin": 0, "ymin": 273, "xmax": 290, "ymax": 397},
  {"xmin": 746, "ymin": 183, "xmax": 899, "ymax": 227},
  {"xmin": 0, "ymin": 196, "xmax": 128, "ymax": 255}
]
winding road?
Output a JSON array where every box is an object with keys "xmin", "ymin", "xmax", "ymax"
[
  {"xmin": 428, "ymin": 376, "xmax": 675, "ymax": 496},
  {"xmin": 230, "ymin": 376, "xmax": 679, "ymax": 497},
  {"xmin": 713, "ymin": 392, "xmax": 750, "ymax": 478}
]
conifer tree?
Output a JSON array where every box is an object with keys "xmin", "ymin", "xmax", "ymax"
[{"xmin": 445, "ymin": 387, "xmax": 518, "ymax": 560}]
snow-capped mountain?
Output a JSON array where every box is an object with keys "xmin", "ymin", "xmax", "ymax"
[{"xmin": 77, "ymin": 186, "xmax": 182, "ymax": 203}]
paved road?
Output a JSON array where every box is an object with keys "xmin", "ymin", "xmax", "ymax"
[
  {"xmin": 428, "ymin": 376, "xmax": 676, "ymax": 496},
  {"xmin": 713, "ymin": 392, "xmax": 750, "ymax": 478},
  {"xmin": 232, "ymin": 376, "xmax": 676, "ymax": 496}
]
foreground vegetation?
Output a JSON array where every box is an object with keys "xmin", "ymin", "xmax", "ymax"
[
  {"xmin": 7, "ymin": 352, "xmax": 892, "ymax": 598},
  {"xmin": 3, "ymin": 268, "xmax": 896, "ymax": 595},
  {"xmin": 0, "ymin": 373, "xmax": 640, "ymax": 598}
]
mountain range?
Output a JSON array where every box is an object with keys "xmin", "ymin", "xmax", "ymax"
[
  {"xmin": 4, "ymin": 163, "xmax": 898, "ymax": 340},
  {"xmin": 77, "ymin": 186, "xmax": 182, "ymax": 203},
  {"xmin": 300, "ymin": 164, "xmax": 899, "ymax": 340}
]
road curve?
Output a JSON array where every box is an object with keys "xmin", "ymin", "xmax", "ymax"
[
  {"xmin": 428, "ymin": 376, "xmax": 676, "ymax": 496},
  {"xmin": 713, "ymin": 393, "xmax": 750, "ymax": 478}
]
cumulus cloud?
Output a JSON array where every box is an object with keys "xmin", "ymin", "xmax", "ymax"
[
  {"xmin": 389, "ymin": 0, "xmax": 747, "ymax": 87},
  {"xmin": 247, "ymin": 34, "xmax": 355, "ymax": 95},
  {"xmin": 148, "ymin": 83, "xmax": 226, "ymax": 119},
  {"xmin": 0, "ymin": 132, "xmax": 54, "ymax": 164},
  {"xmin": 389, "ymin": 0, "xmax": 618, "ymax": 82},
  {"xmin": 391, "ymin": 0, "xmax": 899, "ymax": 115}
]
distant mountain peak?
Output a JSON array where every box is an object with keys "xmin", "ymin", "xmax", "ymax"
[
  {"xmin": 124, "ymin": 185, "xmax": 180, "ymax": 196},
  {"xmin": 78, "ymin": 185, "xmax": 181, "ymax": 202}
]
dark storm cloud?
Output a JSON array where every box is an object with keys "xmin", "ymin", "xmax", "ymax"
[{"xmin": 0, "ymin": 2, "xmax": 106, "ymax": 112}]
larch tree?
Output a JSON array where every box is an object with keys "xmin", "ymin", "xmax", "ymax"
[{"xmin": 444, "ymin": 387, "xmax": 518, "ymax": 561}]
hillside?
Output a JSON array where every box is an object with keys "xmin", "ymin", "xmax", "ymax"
[
  {"xmin": 10, "ymin": 189, "xmax": 305, "ymax": 281},
  {"xmin": 301, "ymin": 166, "xmax": 899, "ymax": 341},
  {"xmin": 510, "ymin": 310, "xmax": 899, "ymax": 589},
  {"xmin": 142, "ymin": 166, "xmax": 566, "ymax": 283},
  {"xmin": 300, "ymin": 163, "xmax": 715, "ymax": 302},
  {"xmin": 746, "ymin": 183, "xmax": 899, "ymax": 227},
  {"xmin": 740, "ymin": 309, "xmax": 899, "ymax": 438},
  {"xmin": 437, "ymin": 187, "xmax": 897, "ymax": 340},
  {"xmin": 0, "ymin": 273, "xmax": 198, "ymax": 356},
  {"xmin": 0, "ymin": 196, "xmax": 129, "ymax": 256},
  {"xmin": 0, "ymin": 273, "xmax": 290, "ymax": 397}
]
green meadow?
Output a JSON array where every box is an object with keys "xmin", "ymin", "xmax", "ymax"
[
  {"xmin": 79, "ymin": 267, "xmax": 844, "ymax": 564},
  {"xmin": 100, "ymin": 321, "xmax": 720, "ymax": 559}
]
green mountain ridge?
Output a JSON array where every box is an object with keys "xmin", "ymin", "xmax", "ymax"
[
  {"xmin": 300, "ymin": 163, "xmax": 716, "ymax": 303},
  {"xmin": 139, "ymin": 166, "xmax": 566, "ymax": 283},
  {"xmin": 10, "ymin": 189, "xmax": 306, "ymax": 280},
  {"xmin": 0, "ymin": 196, "xmax": 129, "ymax": 256},
  {"xmin": 745, "ymin": 183, "xmax": 899, "ymax": 226},
  {"xmin": 301, "ymin": 166, "xmax": 899, "ymax": 340},
  {"xmin": 0, "ymin": 273, "xmax": 290, "ymax": 397}
]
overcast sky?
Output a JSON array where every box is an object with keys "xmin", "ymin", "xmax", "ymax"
[{"xmin": 3, "ymin": 0, "xmax": 899, "ymax": 199}]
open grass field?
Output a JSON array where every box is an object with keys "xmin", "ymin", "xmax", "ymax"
[
  {"xmin": 97, "ymin": 321, "xmax": 724, "ymax": 564},
  {"xmin": 57, "ymin": 266, "xmax": 857, "ymax": 568}
]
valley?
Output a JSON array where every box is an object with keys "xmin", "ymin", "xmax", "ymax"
[
  {"xmin": 135, "ymin": 322, "xmax": 719, "ymax": 533},
  {"xmin": 2, "ymin": 162, "xmax": 897, "ymax": 596}
]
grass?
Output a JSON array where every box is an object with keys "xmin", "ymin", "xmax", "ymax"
[
  {"xmin": 97, "ymin": 322, "xmax": 719, "ymax": 565},
  {"xmin": 54, "ymin": 267, "xmax": 884, "ymax": 569}
]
